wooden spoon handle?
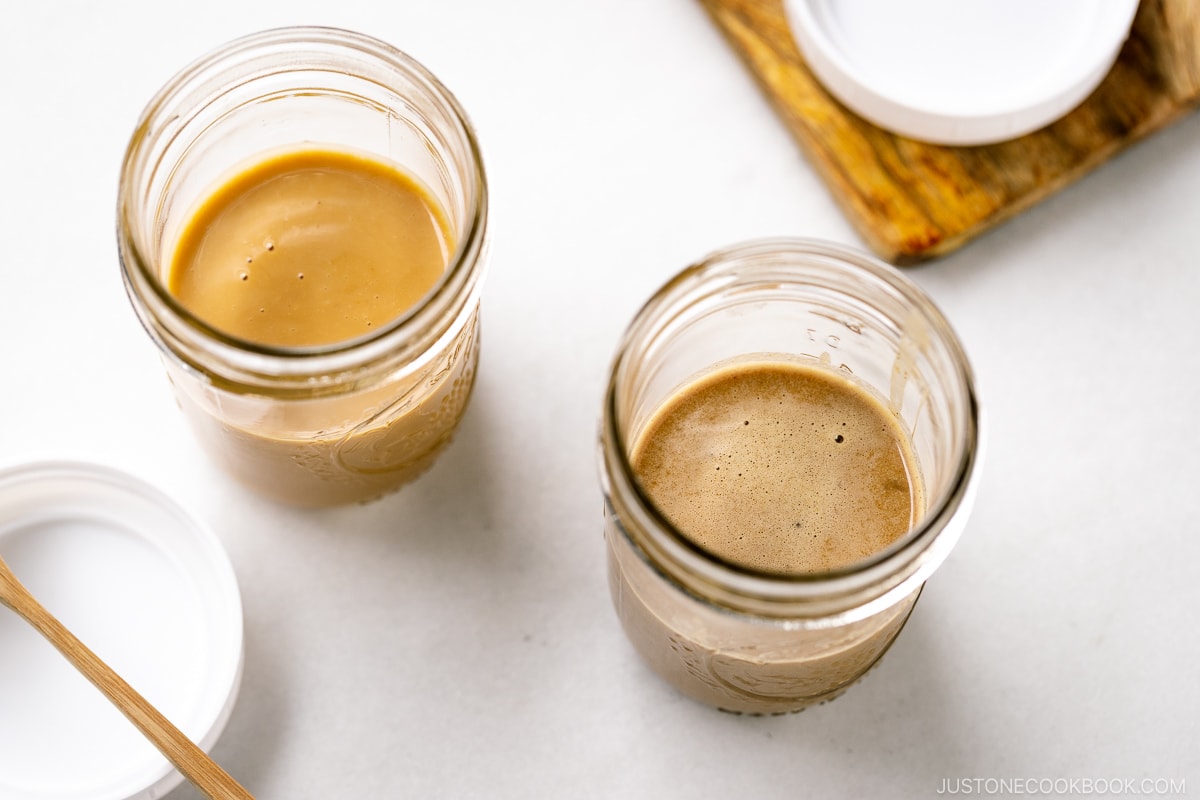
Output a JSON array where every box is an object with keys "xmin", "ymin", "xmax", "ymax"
[{"xmin": 0, "ymin": 556, "xmax": 254, "ymax": 800}]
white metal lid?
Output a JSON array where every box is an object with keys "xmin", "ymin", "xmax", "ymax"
[
  {"xmin": 0, "ymin": 462, "xmax": 244, "ymax": 800},
  {"xmin": 784, "ymin": 0, "xmax": 1140, "ymax": 145}
]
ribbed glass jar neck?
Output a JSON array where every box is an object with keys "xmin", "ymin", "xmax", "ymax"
[
  {"xmin": 117, "ymin": 26, "xmax": 488, "ymax": 397},
  {"xmin": 599, "ymin": 238, "xmax": 982, "ymax": 623}
]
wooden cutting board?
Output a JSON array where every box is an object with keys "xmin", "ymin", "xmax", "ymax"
[{"xmin": 699, "ymin": 0, "xmax": 1200, "ymax": 264}]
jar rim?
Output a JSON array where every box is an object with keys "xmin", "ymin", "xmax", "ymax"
[
  {"xmin": 600, "ymin": 237, "xmax": 982, "ymax": 618},
  {"xmin": 117, "ymin": 26, "xmax": 489, "ymax": 385}
]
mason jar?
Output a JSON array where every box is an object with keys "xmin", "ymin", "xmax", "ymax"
[
  {"xmin": 118, "ymin": 27, "xmax": 488, "ymax": 507},
  {"xmin": 598, "ymin": 238, "xmax": 982, "ymax": 714}
]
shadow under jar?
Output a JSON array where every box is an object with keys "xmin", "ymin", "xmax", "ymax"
[
  {"xmin": 598, "ymin": 238, "xmax": 982, "ymax": 714},
  {"xmin": 118, "ymin": 27, "xmax": 489, "ymax": 507}
]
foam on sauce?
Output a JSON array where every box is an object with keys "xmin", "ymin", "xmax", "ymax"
[{"xmin": 631, "ymin": 359, "xmax": 923, "ymax": 574}]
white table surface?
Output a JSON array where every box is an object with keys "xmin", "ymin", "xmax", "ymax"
[{"xmin": 2, "ymin": 2, "xmax": 1198, "ymax": 798}]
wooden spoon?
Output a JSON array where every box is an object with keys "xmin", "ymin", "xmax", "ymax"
[{"xmin": 0, "ymin": 552, "xmax": 254, "ymax": 800}]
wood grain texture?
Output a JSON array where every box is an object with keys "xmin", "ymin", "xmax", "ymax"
[{"xmin": 699, "ymin": 0, "xmax": 1200, "ymax": 264}]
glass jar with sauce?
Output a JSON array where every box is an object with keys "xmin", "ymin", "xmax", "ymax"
[
  {"xmin": 118, "ymin": 27, "xmax": 488, "ymax": 507},
  {"xmin": 598, "ymin": 239, "xmax": 983, "ymax": 714}
]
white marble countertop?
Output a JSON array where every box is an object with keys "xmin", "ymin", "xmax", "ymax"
[{"xmin": 1, "ymin": 2, "xmax": 1197, "ymax": 798}]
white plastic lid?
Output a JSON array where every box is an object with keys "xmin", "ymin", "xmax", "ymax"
[
  {"xmin": 784, "ymin": 0, "xmax": 1140, "ymax": 145},
  {"xmin": 0, "ymin": 462, "xmax": 244, "ymax": 800}
]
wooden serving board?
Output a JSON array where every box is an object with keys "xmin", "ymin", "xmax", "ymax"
[{"xmin": 699, "ymin": 0, "xmax": 1200, "ymax": 264}]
